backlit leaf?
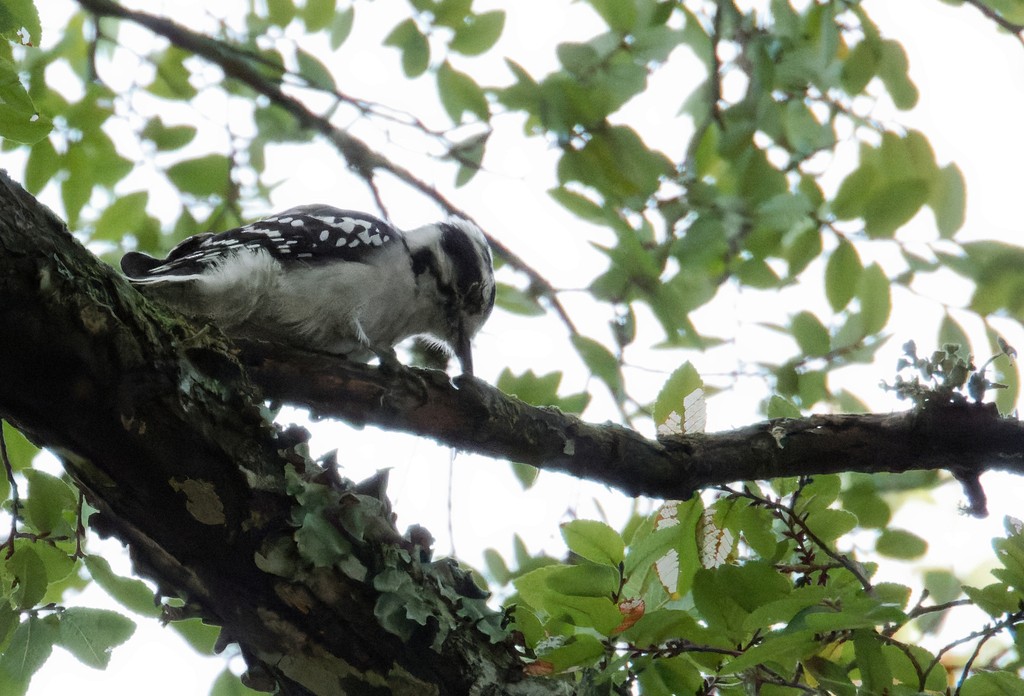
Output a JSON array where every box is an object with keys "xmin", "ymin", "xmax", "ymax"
[
  {"xmin": 823, "ymin": 241, "xmax": 864, "ymax": 313},
  {"xmin": 384, "ymin": 19, "xmax": 430, "ymax": 77},
  {"xmin": 561, "ymin": 519, "xmax": 624, "ymax": 566},
  {"xmin": 0, "ymin": 616, "xmax": 58, "ymax": 695},
  {"xmin": 654, "ymin": 362, "xmax": 704, "ymax": 435},
  {"xmin": 876, "ymin": 528, "xmax": 927, "ymax": 559},
  {"xmin": 931, "ymin": 163, "xmax": 966, "ymax": 238},
  {"xmin": 166, "ymin": 154, "xmax": 232, "ymax": 197},
  {"xmin": 437, "ymin": 61, "xmax": 489, "ymax": 122},
  {"xmin": 857, "ymin": 263, "xmax": 891, "ymax": 336},
  {"xmin": 449, "ymin": 11, "xmax": 505, "ymax": 56},
  {"xmin": 57, "ymin": 608, "xmax": 136, "ymax": 669}
]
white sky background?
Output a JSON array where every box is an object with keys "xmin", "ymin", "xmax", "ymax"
[{"xmin": 13, "ymin": 0, "xmax": 1024, "ymax": 693}]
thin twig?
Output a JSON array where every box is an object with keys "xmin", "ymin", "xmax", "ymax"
[
  {"xmin": 921, "ymin": 609, "xmax": 1024, "ymax": 690},
  {"xmin": 962, "ymin": 0, "xmax": 1024, "ymax": 46},
  {"xmin": 718, "ymin": 484, "xmax": 875, "ymax": 593},
  {"xmin": 74, "ymin": 488, "xmax": 86, "ymax": 559},
  {"xmin": 1, "ymin": 422, "xmax": 20, "ymax": 559}
]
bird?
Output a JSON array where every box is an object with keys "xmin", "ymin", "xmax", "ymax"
[{"xmin": 120, "ymin": 205, "xmax": 496, "ymax": 375}]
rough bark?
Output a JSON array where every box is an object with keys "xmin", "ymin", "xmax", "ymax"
[
  {"xmin": 0, "ymin": 172, "xmax": 567, "ymax": 696},
  {"xmin": 240, "ymin": 341, "xmax": 1024, "ymax": 514}
]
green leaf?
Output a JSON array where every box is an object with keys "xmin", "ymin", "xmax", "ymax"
[
  {"xmin": 384, "ymin": 19, "xmax": 430, "ymax": 78},
  {"xmin": 0, "ymin": 0, "xmax": 42, "ymax": 45},
  {"xmin": 964, "ymin": 582, "xmax": 1019, "ymax": 617},
  {"xmin": 938, "ymin": 313, "xmax": 971, "ymax": 356},
  {"xmin": 452, "ymin": 132, "xmax": 487, "ymax": 186},
  {"xmin": 561, "ymin": 520, "xmax": 624, "ymax": 566},
  {"xmin": 720, "ymin": 630, "xmax": 816, "ymax": 675},
  {"xmin": 514, "ymin": 565, "xmax": 622, "ymax": 634},
  {"xmin": 791, "ymin": 311, "xmax": 830, "ymax": 358},
  {"xmin": 693, "ymin": 562, "xmax": 791, "ymax": 638},
  {"xmin": 856, "ymin": 263, "xmax": 891, "ymax": 336},
  {"xmin": 169, "ymin": 617, "xmax": 220, "ymax": 655},
  {"xmin": 7, "ymin": 545, "xmax": 48, "ymax": 609},
  {"xmin": 93, "ymin": 191, "xmax": 149, "ymax": 242},
  {"xmin": 449, "ymin": 10, "xmax": 505, "ymax": 56},
  {"xmin": 0, "ymin": 60, "xmax": 52, "ymax": 144},
  {"xmin": 33, "ymin": 544, "xmax": 77, "ymax": 602},
  {"xmin": 302, "ymin": 0, "xmax": 335, "ymax": 32},
  {"xmin": 494, "ymin": 283, "xmax": 544, "ymax": 317},
  {"xmin": 23, "ymin": 469, "xmax": 76, "ymax": 535},
  {"xmin": 853, "ymin": 630, "xmax": 892, "ymax": 694},
  {"xmin": 571, "ymin": 335, "xmax": 623, "ymax": 398},
  {"xmin": 653, "ymin": 362, "xmax": 704, "ymax": 434},
  {"xmin": 841, "ymin": 37, "xmax": 880, "ymax": 94},
  {"xmin": 329, "ymin": 6, "xmax": 355, "ymax": 49},
  {"xmin": 436, "ymin": 61, "xmax": 489, "ymax": 122},
  {"xmin": 783, "ymin": 100, "xmax": 834, "ymax": 155},
  {"xmin": 792, "ymin": 476, "xmax": 840, "ymax": 516},
  {"xmin": 783, "ymin": 226, "xmax": 822, "ymax": 278},
  {"xmin": 166, "ymin": 154, "xmax": 232, "ymax": 197},
  {"xmin": 147, "ymin": 46, "xmax": 197, "ymax": 99},
  {"xmin": 823, "ymin": 241, "xmax": 864, "ymax": 313},
  {"xmin": 538, "ymin": 634, "xmax": 604, "ymax": 672},
  {"xmin": 831, "ymin": 164, "xmax": 874, "ymax": 221},
  {"xmin": 0, "ymin": 616, "xmax": 58, "ymax": 695},
  {"xmin": 766, "ymin": 395, "xmax": 801, "ymax": 419},
  {"xmin": 960, "ymin": 671, "xmax": 1024, "ymax": 696},
  {"xmin": 930, "ymin": 163, "xmax": 966, "ymax": 238},
  {"xmin": 483, "ymin": 548, "xmax": 510, "ymax": 585},
  {"xmin": 882, "ymin": 641, "xmax": 947, "ymax": 692},
  {"xmin": 497, "ymin": 368, "xmax": 561, "ymax": 406},
  {"xmin": 2, "ymin": 421, "xmax": 39, "ymax": 470},
  {"xmin": 267, "ymin": 0, "xmax": 297, "ymax": 27},
  {"xmin": 587, "ymin": 0, "xmax": 637, "ymax": 32},
  {"xmin": 876, "ymin": 528, "xmax": 927, "ymax": 559},
  {"xmin": 557, "ymin": 125, "xmax": 673, "ymax": 207},
  {"xmin": 864, "ymin": 177, "xmax": 930, "ymax": 238},
  {"xmin": 141, "ymin": 117, "xmax": 197, "ymax": 151},
  {"xmin": 24, "ymin": 137, "xmax": 59, "ymax": 193},
  {"xmin": 877, "ymin": 39, "xmax": 918, "ymax": 110},
  {"xmin": 638, "ymin": 654, "xmax": 704, "ymax": 695},
  {"xmin": 85, "ymin": 555, "xmax": 161, "ymax": 618},
  {"xmin": 743, "ymin": 585, "xmax": 827, "ymax": 633},
  {"xmin": 496, "ymin": 368, "xmax": 562, "ymax": 406},
  {"xmin": 432, "ymin": 0, "xmax": 473, "ymax": 27},
  {"xmin": 548, "ymin": 186, "xmax": 608, "ymax": 225},
  {"xmin": 296, "ymin": 48, "xmax": 337, "ymax": 91},
  {"xmin": 804, "ymin": 508, "xmax": 858, "ymax": 542},
  {"xmin": 840, "ymin": 481, "xmax": 891, "ymax": 529},
  {"xmin": 56, "ymin": 608, "xmax": 135, "ymax": 669}
]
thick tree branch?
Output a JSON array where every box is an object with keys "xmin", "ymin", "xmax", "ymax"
[{"xmin": 0, "ymin": 173, "xmax": 567, "ymax": 695}]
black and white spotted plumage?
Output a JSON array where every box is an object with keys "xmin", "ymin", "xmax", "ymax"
[{"xmin": 120, "ymin": 205, "xmax": 496, "ymax": 375}]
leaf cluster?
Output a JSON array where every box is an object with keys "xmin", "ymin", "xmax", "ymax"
[{"xmin": 491, "ymin": 475, "xmax": 1024, "ymax": 694}]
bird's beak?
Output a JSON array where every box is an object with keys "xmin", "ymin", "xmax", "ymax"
[{"xmin": 456, "ymin": 324, "xmax": 474, "ymax": 376}]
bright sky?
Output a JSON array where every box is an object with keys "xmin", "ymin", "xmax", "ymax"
[{"xmin": 16, "ymin": 1, "xmax": 1024, "ymax": 694}]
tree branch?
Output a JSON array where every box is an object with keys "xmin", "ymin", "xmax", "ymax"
[
  {"xmin": 0, "ymin": 172, "xmax": 569, "ymax": 695},
  {"xmin": 961, "ymin": 0, "xmax": 1024, "ymax": 46},
  {"xmin": 239, "ymin": 340, "xmax": 1024, "ymax": 505}
]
